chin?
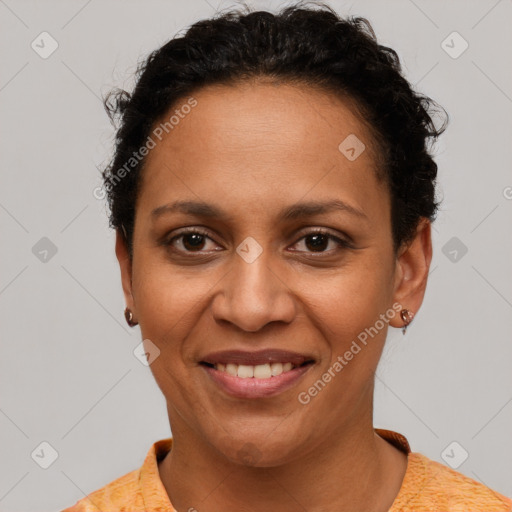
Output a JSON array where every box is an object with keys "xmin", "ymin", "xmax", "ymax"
[{"xmin": 214, "ymin": 431, "xmax": 302, "ymax": 468}]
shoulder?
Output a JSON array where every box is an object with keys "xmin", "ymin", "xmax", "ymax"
[
  {"xmin": 392, "ymin": 451, "xmax": 512, "ymax": 512},
  {"xmin": 60, "ymin": 468, "xmax": 143, "ymax": 511},
  {"xmin": 60, "ymin": 437, "xmax": 173, "ymax": 511}
]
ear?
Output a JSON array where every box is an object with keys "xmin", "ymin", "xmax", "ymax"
[
  {"xmin": 115, "ymin": 229, "xmax": 136, "ymax": 317},
  {"xmin": 388, "ymin": 217, "xmax": 433, "ymax": 329}
]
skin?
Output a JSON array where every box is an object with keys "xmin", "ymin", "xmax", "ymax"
[{"xmin": 116, "ymin": 81, "xmax": 432, "ymax": 512}]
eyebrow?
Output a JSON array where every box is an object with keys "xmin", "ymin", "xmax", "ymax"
[{"xmin": 151, "ymin": 199, "xmax": 368, "ymax": 222}]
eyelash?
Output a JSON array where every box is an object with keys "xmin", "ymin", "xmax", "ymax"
[{"xmin": 164, "ymin": 227, "xmax": 353, "ymax": 256}]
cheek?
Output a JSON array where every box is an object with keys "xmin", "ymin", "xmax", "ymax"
[
  {"xmin": 300, "ymin": 270, "xmax": 392, "ymax": 414},
  {"xmin": 307, "ymin": 259, "xmax": 393, "ymax": 337},
  {"xmin": 131, "ymin": 264, "xmax": 202, "ymax": 411},
  {"xmin": 132, "ymin": 252, "xmax": 203, "ymax": 332},
  {"xmin": 131, "ymin": 258, "xmax": 200, "ymax": 377}
]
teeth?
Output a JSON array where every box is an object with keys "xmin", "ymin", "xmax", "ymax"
[
  {"xmin": 237, "ymin": 365, "xmax": 254, "ymax": 378},
  {"xmin": 270, "ymin": 363, "xmax": 283, "ymax": 376},
  {"xmin": 226, "ymin": 363, "xmax": 237, "ymax": 376},
  {"xmin": 214, "ymin": 362, "xmax": 298, "ymax": 378},
  {"xmin": 254, "ymin": 363, "xmax": 271, "ymax": 379}
]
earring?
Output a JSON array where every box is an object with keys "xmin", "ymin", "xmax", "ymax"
[
  {"xmin": 400, "ymin": 309, "xmax": 414, "ymax": 335},
  {"xmin": 124, "ymin": 307, "xmax": 138, "ymax": 327}
]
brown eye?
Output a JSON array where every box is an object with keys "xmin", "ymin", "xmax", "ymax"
[
  {"xmin": 304, "ymin": 233, "xmax": 330, "ymax": 252},
  {"xmin": 291, "ymin": 229, "xmax": 351, "ymax": 254},
  {"xmin": 166, "ymin": 229, "xmax": 220, "ymax": 254},
  {"xmin": 181, "ymin": 232, "xmax": 207, "ymax": 251}
]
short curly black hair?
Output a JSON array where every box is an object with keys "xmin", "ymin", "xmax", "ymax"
[{"xmin": 100, "ymin": 0, "xmax": 447, "ymax": 260}]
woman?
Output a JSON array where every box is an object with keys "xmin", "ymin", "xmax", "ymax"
[{"xmin": 62, "ymin": 2, "xmax": 512, "ymax": 511}]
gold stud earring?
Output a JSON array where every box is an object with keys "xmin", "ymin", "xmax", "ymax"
[
  {"xmin": 400, "ymin": 309, "xmax": 414, "ymax": 335},
  {"xmin": 124, "ymin": 307, "xmax": 138, "ymax": 327}
]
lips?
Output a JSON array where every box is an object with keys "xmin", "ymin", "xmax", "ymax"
[
  {"xmin": 199, "ymin": 349, "xmax": 315, "ymax": 398},
  {"xmin": 200, "ymin": 349, "xmax": 314, "ymax": 367}
]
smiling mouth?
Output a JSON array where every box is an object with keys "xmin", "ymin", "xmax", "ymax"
[
  {"xmin": 200, "ymin": 360, "xmax": 314, "ymax": 379},
  {"xmin": 199, "ymin": 349, "xmax": 316, "ymax": 398}
]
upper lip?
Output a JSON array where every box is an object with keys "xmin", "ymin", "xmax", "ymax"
[{"xmin": 200, "ymin": 349, "xmax": 314, "ymax": 366}]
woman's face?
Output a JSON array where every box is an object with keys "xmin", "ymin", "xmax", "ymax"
[{"xmin": 117, "ymin": 81, "xmax": 431, "ymax": 465}]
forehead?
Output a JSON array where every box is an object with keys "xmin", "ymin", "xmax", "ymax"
[
  {"xmin": 150, "ymin": 81, "xmax": 375, "ymax": 162},
  {"xmin": 137, "ymin": 81, "xmax": 388, "ymax": 224}
]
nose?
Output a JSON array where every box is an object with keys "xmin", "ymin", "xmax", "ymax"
[{"xmin": 210, "ymin": 248, "xmax": 297, "ymax": 332}]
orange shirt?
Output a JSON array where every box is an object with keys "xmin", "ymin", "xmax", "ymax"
[{"xmin": 61, "ymin": 429, "xmax": 512, "ymax": 511}]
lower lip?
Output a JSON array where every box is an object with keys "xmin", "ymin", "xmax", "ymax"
[{"xmin": 201, "ymin": 363, "xmax": 314, "ymax": 399}]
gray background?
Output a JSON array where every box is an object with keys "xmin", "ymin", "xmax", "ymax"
[{"xmin": 1, "ymin": 0, "xmax": 511, "ymax": 510}]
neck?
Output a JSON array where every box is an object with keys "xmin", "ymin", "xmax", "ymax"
[{"xmin": 158, "ymin": 412, "xmax": 408, "ymax": 512}]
